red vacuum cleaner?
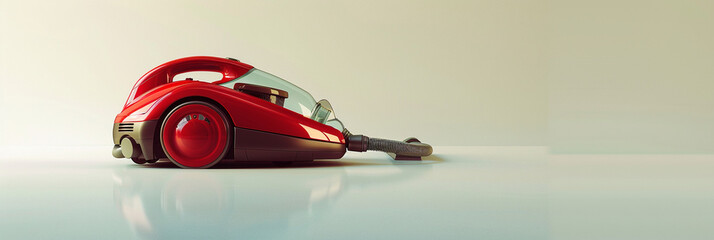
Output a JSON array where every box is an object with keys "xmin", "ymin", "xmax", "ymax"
[{"xmin": 112, "ymin": 56, "xmax": 432, "ymax": 168}]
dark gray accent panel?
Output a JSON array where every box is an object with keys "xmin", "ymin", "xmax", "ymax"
[{"xmin": 233, "ymin": 127, "xmax": 345, "ymax": 162}]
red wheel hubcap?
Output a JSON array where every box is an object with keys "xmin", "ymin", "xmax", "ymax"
[{"xmin": 162, "ymin": 104, "xmax": 228, "ymax": 168}]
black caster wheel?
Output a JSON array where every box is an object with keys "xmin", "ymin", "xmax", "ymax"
[{"xmin": 131, "ymin": 157, "xmax": 147, "ymax": 164}]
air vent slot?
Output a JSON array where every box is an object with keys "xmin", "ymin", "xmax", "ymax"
[{"xmin": 118, "ymin": 123, "xmax": 134, "ymax": 132}]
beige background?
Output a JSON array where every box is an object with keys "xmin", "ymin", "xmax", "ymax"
[
  {"xmin": 548, "ymin": 0, "xmax": 714, "ymax": 153},
  {"xmin": 0, "ymin": 0, "xmax": 711, "ymax": 153}
]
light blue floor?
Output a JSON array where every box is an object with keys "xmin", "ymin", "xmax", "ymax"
[{"xmin": 1, "ymin": 147, "xmax": 712, "ymax": 239}]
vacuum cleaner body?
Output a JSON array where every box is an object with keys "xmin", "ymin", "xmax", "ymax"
[{"xmin": 112, "ymin": 56, "xmax": 431, "ymax": 168}]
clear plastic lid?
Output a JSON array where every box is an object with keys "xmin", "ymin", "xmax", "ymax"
[{"xmin": 219, "ymin": 69, "xmax": 344, "ymax": 132}]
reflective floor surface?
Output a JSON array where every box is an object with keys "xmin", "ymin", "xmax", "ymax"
[{"xmin": 1, "ymin": 146, "xmax": 713, "ymax": 239}]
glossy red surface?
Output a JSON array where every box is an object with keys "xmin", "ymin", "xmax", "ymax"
[
  {"xmin": 162, "ymin": 103, "xmax": 228, "ymax": 168},
  {"xmin": 125, "ymin": 56, "xmax": 253, "ymax": 107},
  {"xmin": 115, "ymin": 56, "xmax": 345, "ymax": 145}
]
